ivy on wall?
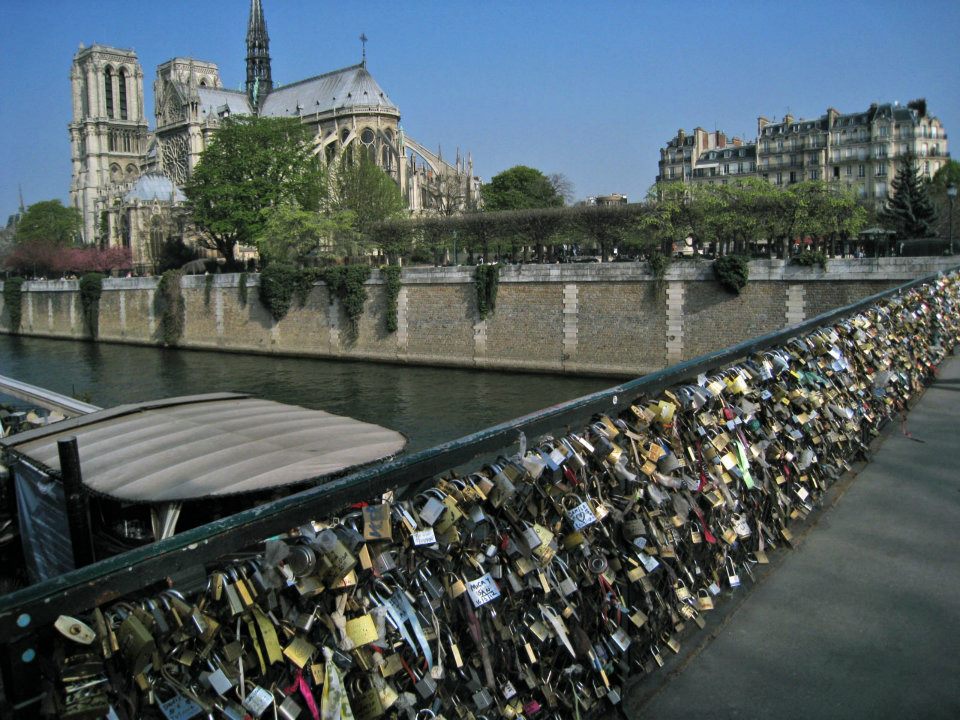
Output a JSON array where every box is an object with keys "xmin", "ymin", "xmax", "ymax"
[
  {"xmin": 238, "ymin": 272, "xmax": 249, "ymax": 307},
  {"xmin": 381, "ymin": 265, "xmax": 402, "ymax": 333},
  {"xmin": 258, "ymin": 263, "xmax": 299, "ymax": 322},
  {"xmin": 475, "ymin": 264, "xmax": 500, "ymax": 320},
  {"xmin": 293, "ymin": 269, "xmax": 319, "ymax": 307},
  {"xmin": 713, "ymin": 255, "xmax": 750, "ymax": 294},
  {"xmin": 78, "ymin": 273, "xmax": 104, "ymax": 338},
  {"xmin": 321, "ymin": 265, "xmax": 372, "ymax": 334},
  {"xmin": 2, "ymin": 277, "xmax": 25, "ymax": 333},
  {"xmin": 257, "ymin": 265, "xmax": 321, "ymax": 322},
  {"xmin": 155, "ymin": 270, "xmax": 185, "ymax": 346},
  {"xmin": 648, "ymin": 253, "xmax": 671, "ymax": 283}
]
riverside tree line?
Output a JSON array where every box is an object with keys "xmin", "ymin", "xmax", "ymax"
[{"xmin": 3, "ymin": 116, "xmax": 958, "ymax": 277}]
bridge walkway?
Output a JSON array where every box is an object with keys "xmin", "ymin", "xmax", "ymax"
[{"xmin": 624, "ymin": 351, "xmax": 960, "ymax": 719}]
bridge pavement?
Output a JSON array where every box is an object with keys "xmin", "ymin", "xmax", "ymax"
[{"xmin": 624, "ymin": 351, "xmax": 960, "ymax": 720}]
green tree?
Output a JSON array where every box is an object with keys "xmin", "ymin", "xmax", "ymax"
[
  {"xmin": 367, "ymin": 219, "xmax": 413, "ymax": 265},
  {"xmin": 930, "ymin": 161, "xmax": 960, "ymax": 242},
  {"xmin": 183, "ymin": 116, "xmax": 324, "ymax": 268},
  {"xmin": 642, "ymin": 182, "xmax": 693, "ymax": 255},
  {"xmin": 14, "ymin": 200, "xmax": 81, "ymax": 246},
  {"xmin": 879, "ymin": 154, "xmax": 937, "ymax": 238},
  {"xmin": 482, "ymin": 166, "xmax": 564, "ymax": 211},
  {"xmin": 575, "ymin": 205, "xmax": 634, "ymax": 262},
  {"xmin": 510, "ymin": 207, "xmax": 572, "ymax": 262},
  {"xmin": 931, "ymin": 160, "xmax": 960, "ymax": 190},
  {"xmin": 256, "ymin": 202, "xmax": 354, "ymax": 267},
  {"xmin": 331, "ymin": 153, "xmax": 406, "ymax": 243}
]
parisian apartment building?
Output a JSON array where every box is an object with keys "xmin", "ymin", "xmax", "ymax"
[{"xmin": 657, "ymin": 99, "xmax": 949, "ymax": 206}]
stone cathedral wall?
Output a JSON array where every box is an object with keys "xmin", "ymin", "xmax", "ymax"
[{"xmin": 1, "ymin": 258, "xmax": 954, "ymax": 378}]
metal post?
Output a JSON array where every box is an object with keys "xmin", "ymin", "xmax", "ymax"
[
  {"xmin": 948, "ymin": 184, "xmax": 957, "ymax": 255},
  {"xmin": 57, "ymin": 437, "xmax": 95, "ymax": 568}
]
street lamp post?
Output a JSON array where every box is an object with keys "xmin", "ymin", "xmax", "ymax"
[{"xmin": 948, "ymin": 184, "xmax": 957, "ymax": 255}]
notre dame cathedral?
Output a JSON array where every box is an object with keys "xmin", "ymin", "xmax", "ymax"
[{"xmin": 69, "ymin": 0, "xmax": 480, "ymax": 269}]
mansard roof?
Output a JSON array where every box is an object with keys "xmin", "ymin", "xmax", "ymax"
[
  {"xmin": 197, "ymin": 87, "xmax": 254, "ymax": 120},
  {"xmin": 124, "ymin": 173, "xmax": 186, "ymax": 203},
  {"xmin": 260, "ymin": 63, "xmax": 399, "ymax": 118}
]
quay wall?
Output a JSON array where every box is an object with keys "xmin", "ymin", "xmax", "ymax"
[{"xmin": 1, "ymin": 258, "xmax": 953, "ymax": 378}]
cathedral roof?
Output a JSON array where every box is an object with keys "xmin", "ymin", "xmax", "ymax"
[
  {"xmin": 124, "ymin": 174, "xmax": 187, "ymax": 203},
  {"xmin": 198, "ymin": 87, "xmax": 254, "ymax": 120},
  {"xmin": 260, "ymin": 63, "xmax": 399, "ymax": 118}
]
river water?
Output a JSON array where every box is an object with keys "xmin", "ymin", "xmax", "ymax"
[{"xmin": 0, "ymin": 335, "xmax": 620, "ymax": 451}]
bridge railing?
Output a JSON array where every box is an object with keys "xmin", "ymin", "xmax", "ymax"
[
  {"xmin": 0, "ymin": 265, "xmax": 956, "ymax": 646},
  {"xmin": 0, "ymin": 375, "xmax": 102, "ymax": 418}
]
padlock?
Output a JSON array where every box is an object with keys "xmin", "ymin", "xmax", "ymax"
[
  {"xmin": 696, "ymin": 588, "xmax": 715, "ymax": 611},
  {"xmin": 277, "ymin": 694, "xmax": 303, "ymax": 720},
  {"xmin": 313, "ymin": 528, "xmax": 357, "ymax": 585},
  {"xmin": 726, "ymin": 558, "xmax": 741, "ymax": 588},
  {"xmin": 553, "ymin": 560, "xmax": 578, "ymax": 597},
  {"xmin": 608, "ymin": 619, "xmax": 631, "ymax": 653},
  {"xmin": 417, "ymin": 567, "xmax": 444, "ymax": 601},
  {"xmin": 116, "ymin": 611, "xmax": 156, "ymax": 676},
  {"xmin": 242, "ymin": 685, "xmax": 275, "ymax": 718},
  {"xmin": 350, "ymin": 675, "xmax": 386, "ymax": 720},
  {"xmin": 413, "ymin": 665, "xmax": 438, "ymax": 699},
  {"xmin": 417, "ymin": 490, "xmax": 447, "ymax": 527},
  {"xmin": 446, "ymin": 572, "xmax": 467, "ymax": 599},
  {"xmin": 472, "ymin": 687, "xmax": 494, "ymax": 711}
]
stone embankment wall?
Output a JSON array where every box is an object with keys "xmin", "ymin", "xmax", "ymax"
[{"xmin": 1, "ymin": 258, "xmax": 954, "ymax": 377}]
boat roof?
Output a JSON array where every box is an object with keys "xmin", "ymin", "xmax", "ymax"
[{"xmin": 0, "ymin": 393, "xmax": 407, "ymax": 502}]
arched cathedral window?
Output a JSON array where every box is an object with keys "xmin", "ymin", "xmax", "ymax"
[
  {"xmin": 149, "ymin": 216, "xmax": 163, "ymax": 254},
  {"xmin": 119, "ymin": 68, "xmax": 128, "ymax": 120},
  {"xmin": 104, "ymin": 67, "xmax": 114, "ymax": 118}
]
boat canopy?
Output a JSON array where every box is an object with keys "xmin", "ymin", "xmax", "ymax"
[{"xmin": 1, "ymin": 393, "xmax": 407, "ymax": 502}]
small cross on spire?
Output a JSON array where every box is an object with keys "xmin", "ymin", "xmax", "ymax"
[{"xmin": 360, "ymin": 33, "xmax": 368, "ymax": 64}]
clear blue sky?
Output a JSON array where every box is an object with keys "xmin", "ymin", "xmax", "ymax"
[{"xmin": 2, "ymin": 0, "xmax": 958, "ymax": 222}]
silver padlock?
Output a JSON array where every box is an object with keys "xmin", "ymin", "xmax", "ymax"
[
  {"xmin": 554, "ymin": 561, "xmax": 578, "ymax": 597},
  {"xmin": 278, "ymin": 694, "xmax": 302, "ymax": 720},
  {"xmin": 472, "ymin": 687, "xmax": 494, "ymax": 710},
  {"xmin": 415, "ymin": 670, "xmax": 437, "ymax": 700},
  {"xmin": 418, "ymin": 493, "xmax": 446, "ymax": 526}
]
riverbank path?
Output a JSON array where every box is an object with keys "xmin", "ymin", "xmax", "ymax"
[{"xmin": 624, "ymin": 351, "xmax": 960, "ymax": 720}]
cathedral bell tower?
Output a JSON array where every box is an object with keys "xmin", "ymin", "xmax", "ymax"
[
  {"xmin": 69, "ymin": 44, "xmax": 148, "ymax": 244},
  {"xmin": 245, "ymin": 0, "xmax": 273, "ymax": 108}
]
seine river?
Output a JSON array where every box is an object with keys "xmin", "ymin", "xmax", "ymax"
[{"xmin": 0, "ymin": 335, "xmax": 619, "ymax": 451}]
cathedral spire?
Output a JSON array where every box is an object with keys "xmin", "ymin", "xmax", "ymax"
[{"xmin": 246, "ymin": 0, "xmax": 272, "ymax": 107}]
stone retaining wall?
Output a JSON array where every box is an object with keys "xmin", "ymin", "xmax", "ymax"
[{"xmin": 1, "ymin": 257, "xmax": 955, "ymax": 377}]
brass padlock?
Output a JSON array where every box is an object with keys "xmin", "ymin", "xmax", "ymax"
[{"xmin": 116, "ymin": 612, "xmax": 156, "ymax": 675}]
